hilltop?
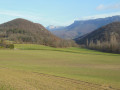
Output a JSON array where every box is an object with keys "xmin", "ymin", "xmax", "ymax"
[{"xmin": 0, "ymin": 18, "xmax": 76, "ymax": 47}]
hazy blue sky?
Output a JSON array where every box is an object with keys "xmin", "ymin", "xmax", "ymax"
[{"xmin": 0, "ymin": 0, "xmax": 120, "ymax": 26}]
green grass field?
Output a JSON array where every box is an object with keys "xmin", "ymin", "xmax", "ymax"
[{"xmin": 0, "ymin": 44, "xmax": 120, "ymax": 90}]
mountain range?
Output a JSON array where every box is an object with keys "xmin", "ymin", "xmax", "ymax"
[
  {"xmin": 50, "ymin": 15, "xmax": 120, "ymax": 39},
  {"xmin": 46, "ymin": 25, "xmax": 65, "ymax": 31}
]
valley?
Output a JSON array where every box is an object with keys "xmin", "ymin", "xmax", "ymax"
[
  {"xmin": 0, "ymin": 44, "xmax": 120, "ymax": 90},
  {"xmin": 0, "ymin": 1, "xmax": 120, "ymax": 89}
]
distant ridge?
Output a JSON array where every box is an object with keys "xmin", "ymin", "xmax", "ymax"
[
  {"xmin": 0, "ymin": 18, "xmax": 76, "ymax": 47},
  {"xmin": 51, "ymin": 15, "xmax": 120, "ymax": 39}
]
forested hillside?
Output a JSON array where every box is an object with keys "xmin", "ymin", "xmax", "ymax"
[
  {"xmin": 0, "ymin": 18, "xmax": 76, "ymax": 48},
  {"xmin": 75, "ymin": 22, "xmax": 120, "ymax": 53}
]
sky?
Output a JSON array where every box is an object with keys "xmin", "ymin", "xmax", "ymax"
[{"xmin": 0, "ymin": 0, "xmax": 120, "ymax": 26}]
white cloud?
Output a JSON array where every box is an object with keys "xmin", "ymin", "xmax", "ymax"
[
  {"xmin": 0, "ymin": 10, "xmax": 65, "ymax": 26},
  {"xmin": 96, "ymin": 4, "xmax": 105, "ymax": 10},
  {"xmin": 78, "ymin": 12, "xmax": 120, "ymax": 20},
  {"xmin": 96, "ymin": 3, "xmax": 120, "ymax": 10},
  {"xmin": 0, "ymin": 10, "xmax": 43, "ymax": 21},
  {"xmin": 1, "ymin": 10, "xmax": 120, "ymax": 26}
]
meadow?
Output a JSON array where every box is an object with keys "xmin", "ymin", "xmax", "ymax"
[{"xmin": 0, "ymin": 44, "xmax": 120, "ymax": 90}]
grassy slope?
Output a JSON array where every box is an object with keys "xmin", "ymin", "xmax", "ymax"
[{"xmin": 0, "ymin": 44, "xmax": 120, "ymax": 90}]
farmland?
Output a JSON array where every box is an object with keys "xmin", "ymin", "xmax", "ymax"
[{"xmin": 0, "ymin": 44, "xmax": 120, "ymax": 90}]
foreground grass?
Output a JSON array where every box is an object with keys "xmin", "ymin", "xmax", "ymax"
[{"xmin": 0, "ymin": 44, "xmax": 120, "ymax": 90}]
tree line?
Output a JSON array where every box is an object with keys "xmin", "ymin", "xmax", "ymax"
[
  {"xmin": 85, "ymin": 33, "xmax": 120, "ymax": 53},
  {"xmin": 0, "ymin": 39, "xmax": 14, "ymax": 49}
]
